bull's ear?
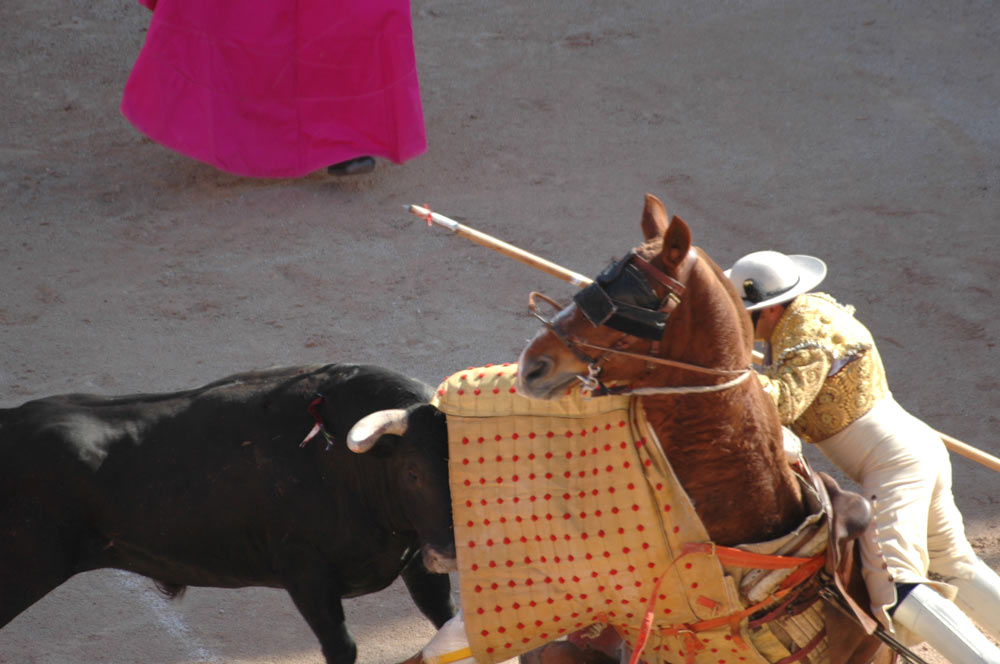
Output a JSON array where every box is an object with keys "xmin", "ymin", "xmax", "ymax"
[
  {"xmin": 347, "ymin": 409, "xmax": 409, "ymax": 453},
  {"xmin": 640, "ymin": 193, "xmax": 668, "ymax": 241}
]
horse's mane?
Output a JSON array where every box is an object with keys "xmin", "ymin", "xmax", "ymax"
[{"xmin": 638, "ymin": 244, "xmax": 803, "ymax": 545}]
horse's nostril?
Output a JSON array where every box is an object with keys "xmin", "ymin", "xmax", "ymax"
[{"xmin": 523, "ymin": 356, "xmax": 552, "ymax": 383}]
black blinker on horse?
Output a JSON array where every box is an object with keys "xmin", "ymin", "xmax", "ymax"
[{"xmin": 573, "ymin": 251, "xmax": 669, "ymax": 340}]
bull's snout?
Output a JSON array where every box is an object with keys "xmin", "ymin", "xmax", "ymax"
[{"xmin": 422, "ymin": 542, "xmax": 457, "ymax": 573}]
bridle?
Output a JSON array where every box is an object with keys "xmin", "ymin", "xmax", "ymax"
[{"xmin": 529, "ymin": 249, "xmax": 754, "ymax": 397}]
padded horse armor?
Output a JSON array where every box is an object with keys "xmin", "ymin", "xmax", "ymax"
[{"xmin": 435, "ymin": 365, "xmax": 876, "ymax": 664}]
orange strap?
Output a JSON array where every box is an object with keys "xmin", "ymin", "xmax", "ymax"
[
  {"xmin": 627, "ymin": 543, "xmax": 826, "ymax": 664},
  {"xmin": 680, "ymin": 542, "xmax": 818, "ymax": 570}
]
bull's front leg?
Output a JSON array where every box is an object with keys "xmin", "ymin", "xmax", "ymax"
[
  {"xmin": 400, "ymin": 553, "xmax": 457, "ymax": 628},
  {"xmin": 281, "ymin": 561, "xmax": 356, "ymax": 664},
  {"xmin": 0, "ymin": 511, "xmax": 76, "ymax": 629}
]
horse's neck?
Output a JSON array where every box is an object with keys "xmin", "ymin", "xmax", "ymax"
[{"xmin": 642, "ymin": 386, "xmax": 806, "ymax": 546}]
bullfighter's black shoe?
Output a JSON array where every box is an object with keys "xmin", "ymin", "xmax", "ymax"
[{"xmin": 328, "ymin": 156, "xmax": 376, "ymax": 176}]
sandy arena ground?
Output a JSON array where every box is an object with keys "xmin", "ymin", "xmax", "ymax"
[{"xmin": 1, "ymin": 1, "xmax": 997, "ymax": 662}]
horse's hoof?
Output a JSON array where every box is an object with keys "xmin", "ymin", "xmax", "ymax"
[{"xmin": 328, "ymin": 156, "xmax": 376, "ymax": 176}]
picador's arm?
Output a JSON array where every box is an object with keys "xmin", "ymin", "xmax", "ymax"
[{"xmin": 757, "ymin": 345, "xmax": 831, "ymax": 426}]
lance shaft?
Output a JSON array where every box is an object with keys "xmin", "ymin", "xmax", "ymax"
[
  {"xmin": 750, "ymin": 351, "xmax": 1000, "ymax": 471},
  {"xmin": 410, "ymin": 203, "xmax": 999, "ymax": 473},
  {"xmin": 408, "ymin": 204, "xmax": 592, "ymax": 288},
  {"xmin": 938, "ymin": 432, "xmax": 1000, "ymax": 472}
]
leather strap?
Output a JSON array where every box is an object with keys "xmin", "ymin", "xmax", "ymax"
[{"xmin": 627, "ymin": 543, "xmax": 827, "ymax": 664}]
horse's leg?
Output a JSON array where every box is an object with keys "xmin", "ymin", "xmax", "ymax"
[
  {"xmin": 519, "ymin": 641, "xmax": 620, "ymax": 664},
  {"xmin": 822, "ymin": 603, "xmax": 892, "ymax": 664},
  {"xmin": 518, "ymin": 625, "xmax": 623, "ymax": 664},
  {"xmin": 0, "ymin": 513, "xmax": 74, "ymax": 627},
  {"xmin": 398, "ymin": 619, "xmax": 623, "ymax": 664}
]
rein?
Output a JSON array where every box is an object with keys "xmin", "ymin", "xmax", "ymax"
[{"xmin": 577, "ymin": 364, "xmax": 753, "ymax": 398}]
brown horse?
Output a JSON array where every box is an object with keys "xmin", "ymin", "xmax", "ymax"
[{"xmin": 517, "ymin": 194, "xmax": 892, "ymax": 664}]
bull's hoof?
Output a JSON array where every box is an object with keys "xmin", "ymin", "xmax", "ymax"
[{"xmin": 519, "ymin": 641, "xmax": 619, "ymax": 664}]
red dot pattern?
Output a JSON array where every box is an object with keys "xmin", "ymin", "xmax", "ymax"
[{"xmin": 433, "ymin": 364, "xmax": 791, "ymax": 664}]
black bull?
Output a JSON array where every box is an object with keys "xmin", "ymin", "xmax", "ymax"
[{"xmin": 0, "ymin": 363, "xmax": 458, "ymax": 664}]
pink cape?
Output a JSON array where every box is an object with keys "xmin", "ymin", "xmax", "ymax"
[{"xmin": 122, "ymin": 0, "xmax": 425, "ymax": 178}]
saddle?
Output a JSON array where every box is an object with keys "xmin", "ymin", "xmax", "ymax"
[{"xmin": 812, "ymin": 471, "xmax": 892, "ymax": 664}]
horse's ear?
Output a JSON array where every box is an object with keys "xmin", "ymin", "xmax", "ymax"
[
  {"xmin": 661, "ymin": 214, "xmax": 692, "ymax": 267},
  {"xmin": 641, "ymin": 193, "xmax": 668, "ymax": 241}
]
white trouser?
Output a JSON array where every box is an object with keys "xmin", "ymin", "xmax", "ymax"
[
  {"xmin": 815, "ymin": 397, "xmax": 979, "ymax": 631},
  {"xmin": 892, "ymin": 583, "xmax": 1000, "ymax": 664}
]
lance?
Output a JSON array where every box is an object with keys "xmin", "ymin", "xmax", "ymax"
[
  {"xmin": 747, "ymin": 364, "xmax": 1000, "ymax": 471},
  {"xmin": 937, "ymin": 432, "xmax": 1000, "ymax": 472},
  {"xmin": 407, "ymin": 204, "xmax": 592, "ymax": 287},
  {"xmin": 407, "ymin": 203, "xmax": 1000, "ymax": 473}
]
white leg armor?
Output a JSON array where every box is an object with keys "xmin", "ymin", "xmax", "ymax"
[
  {"xmin": 949, "ymin": 558, "xmax": 1000, "ymax": 643},
  {"xmin": 421, "ymin": 611, "xmax": 476, "ymax": 664},
  {"xmin": 892, "ymin": 583, "xmax": 1000, "ymax": 664}
]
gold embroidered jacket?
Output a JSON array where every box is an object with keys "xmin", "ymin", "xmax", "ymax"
[{"xmin": 759, "ymin": 293, "xmax": 889, "ymax": 442}]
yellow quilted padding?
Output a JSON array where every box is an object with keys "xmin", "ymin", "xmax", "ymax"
[{"xmin": 433, "ymin": 364, "xmax": 778, "ymax": 664}]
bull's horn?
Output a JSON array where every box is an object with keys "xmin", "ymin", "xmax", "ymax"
[{"xmin": 347, "ymin": 409, "xmax": 409, "ymax": 453}]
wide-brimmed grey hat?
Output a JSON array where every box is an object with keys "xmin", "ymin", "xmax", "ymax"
[{"xmin": 724, "ymin": 251, "xmax": 827, "ymax": 311}]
